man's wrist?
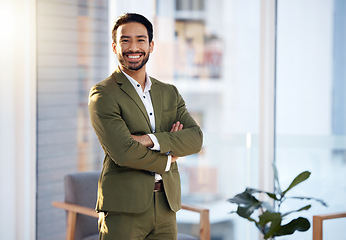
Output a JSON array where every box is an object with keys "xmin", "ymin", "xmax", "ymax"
[{"xmin": 148, "ymin": 134, "xmax": 160, "ymax": 150}]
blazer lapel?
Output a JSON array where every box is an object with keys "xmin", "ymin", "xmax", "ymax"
[
  {"xmin": 150, "ymin": 78, "xmax": 162, "ymax": 133},
  {"xmin": 113, "ymin": 67, "xmax": 152, "ymax": 130}
]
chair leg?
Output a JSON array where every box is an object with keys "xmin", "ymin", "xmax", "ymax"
[
  {"xmin": 199, "ymin": 210, "xmax": 210, "ymax": 240},
  {"xmin": 66, "ymin": 211, "xmax": 77, "ymax": 240}
]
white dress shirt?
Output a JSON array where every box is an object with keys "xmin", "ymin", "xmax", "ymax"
[{"xmin": 122, "ymin": 71, "xmax": 171, "ymax": 180}]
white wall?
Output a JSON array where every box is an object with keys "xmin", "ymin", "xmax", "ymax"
[{"xmin": 0, "ymin": 1, "xmax": 36, "ymax": 239}]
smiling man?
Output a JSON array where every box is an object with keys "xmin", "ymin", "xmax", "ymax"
[{"xmin": 88, "ymin": 13, "xmax": 203, "ymax": 240}]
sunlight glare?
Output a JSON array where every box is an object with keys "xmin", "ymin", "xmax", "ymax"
[{"xmin": 0, "ymin": 4, "xmax": 15, "ymax": 45}]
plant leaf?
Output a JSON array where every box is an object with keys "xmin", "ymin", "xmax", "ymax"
[
  {"xmin": 229, "ymin": 189, "xmax": 276, "ymax": 213},
  {"xmin": 282, "ymin": 171, "xmax": 311, "ymax": 195},
  {"xmin": 229, "ymin": 190, "xmax": 263, "ymax": 220},
  {"xmin": 266, "ymin": 192, "xmax": 278, "ymax": 200},
  {"xmin": 246, "ymin": 187, "xmax": 278, "ymax": 201},
  {"xmin": 274, "ymin": 217, "xmax": 310, "ymax": 236},
  {"xmin": 258, "ymin": 211, "xmax": 282, "ymax": 239},
  {"xmin": 287, "ymin": 196, "xmax": 328, "ymax": 207},
  {"xmin": 228, "ymin": 191, "xmax": 259, "ymax": 206},
  {"xmin": 282, "ymin": 204, "xmax": 311, "ymax": 217},
  {"xmin": 237, "ymin": 204, "xmax": 261, "ymax": 220}
]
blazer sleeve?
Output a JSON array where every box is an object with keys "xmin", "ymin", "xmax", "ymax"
[
  {"xmin": 88, "ymin": 84, "xmax": 168, "ymax": 174},
  {"xmin": 153, "ymin": 86, "xmax": 203, "ymax": 157}
]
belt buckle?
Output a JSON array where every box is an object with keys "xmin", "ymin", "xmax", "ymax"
[{"xmin": 154, "ymin": 180, "xmax": 162, "ymax": 192}]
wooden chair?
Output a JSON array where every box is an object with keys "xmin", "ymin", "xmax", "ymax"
[
  {"xmin": 313, "ymin": 212, "xmax": 346, "ymax": 240},
  {"xmin": 52, "ymin": 172, "xmax": 210, "ymax": 240}
]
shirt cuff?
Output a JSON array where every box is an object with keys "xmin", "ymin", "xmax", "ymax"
[
  {"xmin": 165, "ymin": 155, "xmax": 171, "ymax": 172},
  {"xmin": 148, "ymin": 134, "xmax": 160, "ymax": 151}
]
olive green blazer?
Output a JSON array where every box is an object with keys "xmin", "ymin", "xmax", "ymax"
[{"xmin": 88, "ymin": 67, "xmax": 203, "ymax": 213}]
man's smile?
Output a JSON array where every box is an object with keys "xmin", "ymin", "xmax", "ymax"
[
  {"xmin": 127, "ymin": 55, "xmax": 140, "ymax": 59},
  {"xmin": 118, "ymin": 50, "xmax": 149, "ymax": 71},
  {"xmin": 124, "ymin": 52, "xmax": 144, "ymax": 62}
]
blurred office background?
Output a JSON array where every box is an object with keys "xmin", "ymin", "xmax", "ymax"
[{"xmin": 0, "ymin": 0, "xmax": 345, "ymax": 239}]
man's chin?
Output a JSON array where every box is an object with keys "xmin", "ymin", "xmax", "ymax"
[
  {"xmin": 126, "ymin": 65, "xmax": 144, "ymax": 71},
  {"xmin": 119, "ymin": 56, "xmax": 149, "ymax": 72},
  {"xmin": 124, "ymin": 62, "xmax": 146, "ymax": 71}
]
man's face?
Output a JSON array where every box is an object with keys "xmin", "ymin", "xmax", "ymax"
[{"xmin": 113, "ymin": 22, "xmax": 154, "ymax": 71}]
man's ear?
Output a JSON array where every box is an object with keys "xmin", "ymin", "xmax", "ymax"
[
  {"xmin": 149, "ymin": 40, "xmax": 154, "ymax": 53},
  {"xmin": 112, "ymin": 42, "xmax": 117, "ymax": 54}
]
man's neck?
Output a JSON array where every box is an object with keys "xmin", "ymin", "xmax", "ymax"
[{"xmin": 120, "ymin": 66, "xmax": 146, "ymax": 87}]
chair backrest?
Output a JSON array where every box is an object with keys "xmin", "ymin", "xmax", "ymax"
[
  {"xmin": 313, "ymin": 212, "xmax": 346, "ymax": 240},
  {"xmin": 64, "ymin": 171, "xmax": 100, "ymax": 240}
]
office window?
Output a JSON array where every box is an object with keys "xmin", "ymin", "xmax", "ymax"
[
  {"xmin": 36, "ymin": 0, "xmax": 108, "ymax": 239},
  {"xmin": 276, "ymin": 0, "xmax": 346, "ymax": 239},
  {"xmin": 176, "ymin": 0, "xmax": 205, "ymax": 11},
  {"xmin": 151, "ymin": 0, "xmax": 261, "ymax": 238}
]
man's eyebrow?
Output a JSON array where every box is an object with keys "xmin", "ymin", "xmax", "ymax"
[{"xmin": 119, "ymin": 35, "xmax": 147, "ymax": 39}]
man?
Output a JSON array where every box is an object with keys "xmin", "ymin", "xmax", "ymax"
[{"xmin": 88, "ymin": 13, "xmax": 203, "ymax": 240}]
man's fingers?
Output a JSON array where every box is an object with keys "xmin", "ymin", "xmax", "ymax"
[
  {"xmin": 178, "ymin": 123, "xmax": 183, "ymax": 131},
  {"xmin": 170, "ymin": 123, "xmax": 176, "ymax": 132},
  {"xmin": 175, "ymin": 122, "xmax": 183, "ymax": 131},
  {"xmin": 170, "ymin": 121, "xmax": 183, "ymax": 132},
  {"xmin": 173, "ymin": 122, "xmax": 179, "ymax": 132}
]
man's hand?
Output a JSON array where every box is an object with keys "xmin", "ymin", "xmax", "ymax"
[
  {"xmin": 171, "ymin": 155, "xmax": 179, "ymax": 163},
  {"xmin": 170, "ymin": 121, "xmax": 183, "ymax": 132},
  {"xmin": 170, "ymin": 121, "xmax": 183, "ymax": 163},
  {"xmin": 131, "ymin": 135, "xmax": 154, "ymax": 148},
  {"xmin": 131, "ymin": 121, "xmax": 183, "ymax": 163}
]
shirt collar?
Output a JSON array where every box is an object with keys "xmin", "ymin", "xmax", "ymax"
[{"xmin": 121, "ymin": 69, "xmax": 152, "ymax": 93}]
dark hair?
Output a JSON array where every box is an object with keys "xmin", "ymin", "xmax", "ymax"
[{"xmin": 112, "ymin": 13, "xmax": 153, "ymax": 43}]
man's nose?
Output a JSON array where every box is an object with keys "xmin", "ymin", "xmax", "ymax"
[{"xmin": 128, "ymin": 41, "xmax": 139, "ymax": 51}]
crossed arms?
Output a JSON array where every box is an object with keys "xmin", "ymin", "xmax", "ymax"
[
  {"xmin": 131, "ymin": 121, "xmax": 184, "ymax": 163},
  {"xmin": 88, "ymin": 83, "xmax": 203, "ymax": 174}
]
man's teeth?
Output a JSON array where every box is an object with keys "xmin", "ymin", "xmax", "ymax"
[{"xmin": 128, "ymin": 55, "xmax": 140, "ymax": 59}]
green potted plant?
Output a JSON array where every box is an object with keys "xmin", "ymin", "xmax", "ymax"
[{"xmin": 228, "ymin": 163, "xmax": 327, "ymax": 239}]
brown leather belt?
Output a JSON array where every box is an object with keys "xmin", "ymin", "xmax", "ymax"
[{"xmin": 154, "ymin": 180, "xmax": 164, "ymax": 192}]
